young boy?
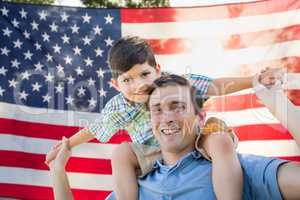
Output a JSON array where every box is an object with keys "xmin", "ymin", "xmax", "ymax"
[{"xmin": 46, "ymin": 36, "xmax": 255, "ymax": 200}]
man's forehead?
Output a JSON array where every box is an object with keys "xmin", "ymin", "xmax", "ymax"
[{"xmin": 149, "ymin": 85, "xmax": 191, "ymax": 106}]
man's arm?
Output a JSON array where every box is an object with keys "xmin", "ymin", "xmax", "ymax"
[
  {"xmin": 253, "ymin": 69, "xmax": 300, "ymax": 199},
  {"xmin": 206, "ymin": 76, "xmax": 253, "ymax": 96},
  {"xmin": 253, "ymin": 70, "xmax": 300, "ymax": 149},
  {"xmin": 49, "ymin": 137, "xmax": 74, "ymax": 200},
  {"xmin": 277, "ymin": 162, "xmax": 300, "ymax": 200}
]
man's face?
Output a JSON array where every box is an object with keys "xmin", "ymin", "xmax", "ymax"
[
  {"xmin": 149, "ymin": 85, "xmax": 201, "ymax": 153},
  {"xmin": 111, "ymin": 63, "xmax": 161, "ymax": 103}
]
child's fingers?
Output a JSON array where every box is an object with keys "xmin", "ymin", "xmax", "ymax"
[
  {"xmin": 53, "ymin": 141, "xmax": 62, "ymax": 149},
  {"xmin": 45, "ymin": 148, "xmax": 60, "ymax": 164},
  {"xmin": 61, "ymin": 136, "xmax": 71, "ymax": 151}
]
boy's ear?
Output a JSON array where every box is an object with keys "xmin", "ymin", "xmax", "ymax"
[
  {"xmin": 110, "ymin": 78, "xmax": 120, "ymax": 92},
  {"xmin": 155, "ymin": 64, "xmax": 161, "ymax": 74}
]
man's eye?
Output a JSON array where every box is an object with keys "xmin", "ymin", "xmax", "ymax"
[
  {"xmin": 151, "ymin": 108, "xmax": 161, "ymax": 114},
  {"xmin": 174, "ymin": 105, "xmax": 185, "ymax": 112}
]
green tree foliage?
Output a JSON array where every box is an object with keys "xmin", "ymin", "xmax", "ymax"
[
  {"xmin": 4, "ymin": 0, "xmax": 55, "ymax": 5},
  {"xmin": 81, "ymin": 0, "xmax": 170, "ymax": 8}
]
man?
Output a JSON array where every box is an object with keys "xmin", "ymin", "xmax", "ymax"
[{"xmin": 49, "ymin": 74, "xmax": 300, "ymax": 200}]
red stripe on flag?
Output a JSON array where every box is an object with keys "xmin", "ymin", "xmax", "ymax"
[
  {"xmin": 0, "ymin": 118, "xmax": 131, "ymax": 144},
  {"xmin": 204, "ymin": 93, "xmax": 263, "ymax": 112},
  {"xmin": 0, "ymin": 150, "xmax": 112, "ymax": 174},
  {"xmin": 222, "ymin": 24, "xmax": 300, "ymax": 50},
  {"xmin": 0, "ymin": 183, "xmax": 111, "ymax": 200},
  {"xmin": 233, "ymin": 124, "xmax": 293, "ymax": 141},
  {"xmin": 146, "ymin": 38, "xmax": 187, "ymax": 54},
  {"xmin": 121, "ymin": 0, "xmax": 300, "ymax": 23},
  {"xmin": 277, "ymin": 156, "xmax": 300, "ymax": 162},
  {"xmin": 286, "ymin": 89, "xmax": 300, "ymax": 105}
]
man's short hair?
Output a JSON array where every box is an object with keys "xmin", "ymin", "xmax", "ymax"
[
  {"xmin": 147, "ymin": 74, "xmax": 208, "ymax": 114},
  {"xmin": 108, "ymin": 36, "xmax": 157, "ymax": 79}
]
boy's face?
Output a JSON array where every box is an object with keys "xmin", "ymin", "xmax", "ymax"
[
  {"xmin": 148, "ymin": 85, "xmax": 201, "ymax": 154},
  {"xmin": 111, "ymin": 62, "xmax": 161, "ymax": 103}
]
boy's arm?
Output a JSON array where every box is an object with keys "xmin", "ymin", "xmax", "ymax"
[
  {"xmin": 68, "ymin": 128, "xmax": 94, "ymax": 148},
  {"xmin": 206, "ymin": 76, "xmax": 253, "ymax": 96},
  {"xmin": 45, "ymin": 95, "xmax": 128, "ymax": 165},
  {"xmin": 45, "ymin": 129, "xmax": 94, "ymax": 165}
]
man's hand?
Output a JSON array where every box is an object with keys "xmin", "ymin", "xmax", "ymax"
[
  {"xmin": 49, "ymin": 137, "xmax": 74, "ymax": 200},
  {"xmin": 258, "ymin": 67, "xmax": 284, "ymax": 88},
  {"xmin": 48, "ymin": 137, "xmax": 71, "ymax": 172}
]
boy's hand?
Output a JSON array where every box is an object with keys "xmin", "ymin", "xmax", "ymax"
[
  {"xmin": 258, "ymin": 67, "xmax": 284, "ymax": 88},
  {"xmin": 48, "ymin": 137, "xmax": 71, "ymax": 171},
  {"xmin": 45, "ymin": 141, "xmax": 63, "ymax": 166}
]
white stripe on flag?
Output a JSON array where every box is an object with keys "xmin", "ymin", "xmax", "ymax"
[
  {"xmin": 156, "ymin": 41, "xmax": 300, "ymax": 76},
  {"xmin": 237, "ymin": 140, "xmax": 300, "ymax": 157},
  {"xmin": 0, "ymin": 134, "xmax": 115, "ymax": 159},
  {"xmin": 0, "ymin": 167, "xmax": 113, "ymax": 191},
  {"xmin": 0, "ymin": 102, "xmax": 102, "ymax": 127}
]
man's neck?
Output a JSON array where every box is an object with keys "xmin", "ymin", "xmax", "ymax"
[{"xmin": 161, "ymin": 146, "xmax": 195, "ymax": 166}]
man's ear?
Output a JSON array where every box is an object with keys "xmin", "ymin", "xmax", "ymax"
[
  {"xmin": 110, "ymin": 78, "xmax": 120, "ymax": 92},
  {"xmin": 197, "ymin": 110, "xmax": 206, "ymax": 127},
  {"xmin": 155, "ymin": 64, "xmax": 161, "ymax": 74}
]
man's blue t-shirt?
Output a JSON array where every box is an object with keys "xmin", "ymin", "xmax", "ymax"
[{"xmin": 107, "ymin": 151, "xmax": 287, "ymax": 200}]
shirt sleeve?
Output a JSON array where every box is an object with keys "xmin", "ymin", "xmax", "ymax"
[
  {"xmin": 185, "ymin": 73, "xmax": 213, "ymax": 95},
  {"xmin": 86, "ymin": 99, "xmax": 129, "ymax": 143},
  {"xmin": 239, "ymin": 154, "xmax": 288, "ymax": 200}
]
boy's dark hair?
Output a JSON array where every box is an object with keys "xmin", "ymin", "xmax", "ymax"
[
  {"xmin": 147, "ymin": 74, "xmax": 208, "ymax": 114},
  {"xmin": 108, "ymin": 36, "xmax": 157, "ymax": 79}
]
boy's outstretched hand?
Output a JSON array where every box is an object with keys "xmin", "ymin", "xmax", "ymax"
[
  {"xmin": 45, "ymin": 141, "xmax": 62, "ymax": 166},
  {"xmin": 48, "ymin": 137, "xmax": 71, "ymax": 171}
]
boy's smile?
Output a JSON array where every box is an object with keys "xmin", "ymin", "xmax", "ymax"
[{"xmin": 111, "ymin": 62, "xmax": 161, "ymax": 103}]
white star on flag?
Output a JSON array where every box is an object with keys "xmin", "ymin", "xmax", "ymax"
[
  {"xmin": 19, "ymin": 8, "xmax": 27, "ymax": 18},
  {"xmin": 105, "ymin": 36, "xmax": 114, "ymax": 46},
  {"xmin": 19, "ymin": 90, "xmax": 29, "ymax": 101},
  {"xmin": 38, "ymin": 10, "xmax": 48, "ymax": 20},
  {"xmin": 42, "ymin": 93, "xmax": 52, "ymax": 103},
  {"xmin": 31, "ymin": 20, "xmax": 39, "ymax": 30},
  {"xmin": 61, "ymin": 12, "xmax": 69, "ymax": 22},
  {"xmin": 3, "ymin": 27, "xmax": 12, "ymax": 37},
  {"xmin": 0, "ymin": 66, "xmax": 8, "ymax": 76},
  {"xmin": 32, "ymin": 82, "xmax": 42, "ymax": 92},
  {"xmin": 82, "ymin": 13, "xmax": 91, "ymax": 23},
  {"xmin": 8, "ymin": 79, "xmax": 18, "ymax": 88},
  {"xmin": 104, "ymin": 14, "xmax": 114, "ymax": 24},
  {"xmin": 84, "ymin": 57, "xmax": 93, "ymax": 67},
  {"xmin": 0, "ymin": 86, "xmax": 5, "ymax": 96}
]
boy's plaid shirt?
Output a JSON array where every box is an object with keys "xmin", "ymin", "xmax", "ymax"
[{"xmin": 87, "ymin": 74, "xmax": 213, "ymax": 145}]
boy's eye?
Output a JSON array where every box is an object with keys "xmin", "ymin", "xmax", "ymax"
[
  {"xmin": 141, "ymin": 72, "xmax": 150, "ymax": 77},
  {"xmin": 123, "ymin": 78, "xmax": 130, "ymax": 83}
]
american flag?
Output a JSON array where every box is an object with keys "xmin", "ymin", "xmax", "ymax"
[{"xmin": 0, "ymin": 0, "xmax": 300, "ymax": 199}]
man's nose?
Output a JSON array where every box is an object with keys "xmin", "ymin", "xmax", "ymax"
[{"xmin": 160, "ymin": 111, "xmax": 177, "ymax": 123}]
